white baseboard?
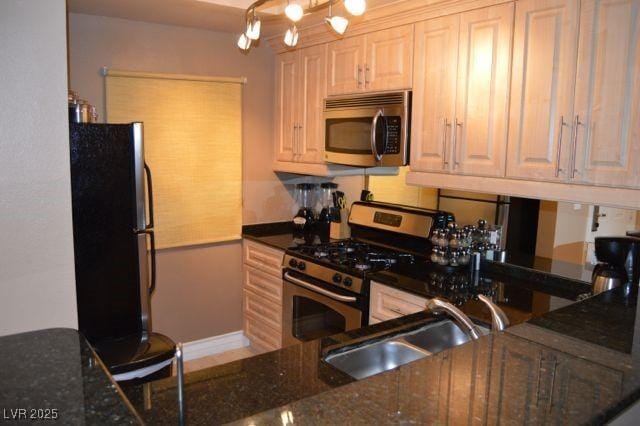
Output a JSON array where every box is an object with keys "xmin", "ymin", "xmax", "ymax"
[{"xmin": 181, "ymin": 330, "xmax": 250, "ymax": 362}]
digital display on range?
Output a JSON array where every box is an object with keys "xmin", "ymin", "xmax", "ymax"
[{"xmin": 373, "ymin": 211, "xmax": 402, "ymax": 227}]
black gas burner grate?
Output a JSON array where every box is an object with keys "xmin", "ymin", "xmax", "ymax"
[{"xmin": 290, "ymin": 239, "xmax": 416, "ymax": 274}]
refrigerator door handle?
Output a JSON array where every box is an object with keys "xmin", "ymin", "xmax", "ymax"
[
  {"xmin": 136, "ymin": 228, "xmax": 157, "ymax": 295},
  {"xmin": 144, "ymin": 163, "xmax": 154, "ymax": 229},
  {"xmin": 148, "ymin": 228, "xmax": 156, "ymax": 295}
]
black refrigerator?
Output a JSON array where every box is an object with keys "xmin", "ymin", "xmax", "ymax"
[{"xmin": 69, "ymin": 122, "xmax": 174, "ymax": 384}]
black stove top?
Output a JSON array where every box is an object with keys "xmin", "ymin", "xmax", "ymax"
[{"xmin": 287, "ymin": 239, "xmax": 418, "ymax": 276}]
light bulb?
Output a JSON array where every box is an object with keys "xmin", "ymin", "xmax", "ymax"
[
  {"xmin": 246, "ymin": 18, "xmax": 261, "ymax": 40},
  {"xmin": 284, "ymin": 26, "xmax": 299, "ymax": 47},
  {"xmin": 285, "ymin": 1, "xmax": 304, "ymax": 22},
  {"xmin": 326, "ymin": 15, "xmax": 349, "ymax": 35},
  {"xmin": 237, "ymin": 33, "xmax": 251, "ymax": 51},
  {"xmin": 344, "ymin": 0, "xmax": 366, "ymax": 16}
]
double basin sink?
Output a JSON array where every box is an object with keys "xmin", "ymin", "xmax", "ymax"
[{"xmin": 325, "ymin": 320, "xmax": 489, "ymax": 380}]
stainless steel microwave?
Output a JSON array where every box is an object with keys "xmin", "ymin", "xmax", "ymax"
[{"xmin": 323, "ymin": 91, "xmax": 411, "ymax": 167}]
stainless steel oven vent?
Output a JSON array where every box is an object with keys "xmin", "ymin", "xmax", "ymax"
[{"xmin": 324, "ymin": 92, "xmax": 406, "ymax": 110}]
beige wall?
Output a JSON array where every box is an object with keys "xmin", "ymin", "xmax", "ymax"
[
  {"xmin": 68, "ymin": 13, "xmax": 292, "ymax": 342},
  {"xmin": 0, "ymin": 0, "xmax": 77, "ymax": 336}
]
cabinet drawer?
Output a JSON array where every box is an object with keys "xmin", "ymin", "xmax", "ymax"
[
  {"xmin": 370, "ymin": 281, "xmax": 426, "ymax": 322},
  {"xmin": 243, "ymin": 289, "xmax": 282, "ymax": 330},
  {"xmin": 244, "ymin": 266, "xmax": 282, "ymax": 304},
  {"xmin": 244, "ymin": 313, "xmax": 281, "ymax": 352},
  {"xmin": 243, "ymin": 240, "xmax": 284, "ymax": 277}
]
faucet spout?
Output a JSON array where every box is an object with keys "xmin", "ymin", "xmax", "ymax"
[
  {"xmin": 426, "ymin": 298, "xmax": 482, "ymax": 340},
  {"xmin": 477, "ymin": 295, "xmax": 510, "ymax": 332}
]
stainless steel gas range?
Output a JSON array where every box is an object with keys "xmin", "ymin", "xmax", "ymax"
[{"xmin": 282, "ymin": 202, "xmax": 452, "ymax": 346}]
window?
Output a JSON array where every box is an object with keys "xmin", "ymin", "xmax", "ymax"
[{"xmin": 105, "ymin": 70, "xmax": 243, "ymax": 248}]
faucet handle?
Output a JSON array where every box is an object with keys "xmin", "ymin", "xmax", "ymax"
[{"xmin": 477, "ymin": 294, "xmax": 510, "ymax": 332}]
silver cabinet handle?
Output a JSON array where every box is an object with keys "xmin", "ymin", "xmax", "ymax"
[
  {"xmin": 555, "ymin": 115, "xmax": 567, "ymax": 177},
  {"xmin": 284, "ymin": 272, "xmax": 357, "ymax": 302},
  {"xmin": 452, "ymin": 118, "xmax": 462, "ymax": 168},
  {"xmin": 291, "ymin": 124, "xmax": 296, "ymax": 155},
  {"xmin": 371, "ymin": 108, "xmax": 384, "ymax": 162},
  {"xmin": 357, "ymin": 65, "xmax": 363, "ymax": 88},
  {"xmin": 442, "ymin": 118, "xmax": 450, "ymax": 169},
  {"xmin": 297, "ymin": 124, "xmax": 303, "ymax": 155},
  {"xmin": 365, "ymin": 63, "xmax": 370, "ymax": 88},
  {"xmin": 570, "ymin": 115, "xmax": 582, "ymax": 179}
]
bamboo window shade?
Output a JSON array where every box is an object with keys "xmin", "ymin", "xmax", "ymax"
[{"xmin": 105, "ymin": 69, "xmax": 244, "ymax": 249}]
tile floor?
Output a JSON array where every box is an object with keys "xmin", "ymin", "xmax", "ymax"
[{"xmin": 182, "ymin": 345, "xmax": 263, "ymax": 373}]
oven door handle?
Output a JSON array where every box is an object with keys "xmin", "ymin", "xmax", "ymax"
[{"xmin": 284, "ymin": 272, "xmax": 357, "ymax": 303}]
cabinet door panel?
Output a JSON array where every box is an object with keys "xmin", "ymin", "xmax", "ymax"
[
  {"xmin": 411, "ymin": 15, "xmax": 460, "ymax": 172},
  {"xmin": 487, "ymin": 334, "xmax": 551, "ymax": 425},
  {"xmin": 573, "ymin": 0, "xmax": 640, "ymax": 188},
  {"xmin": 327, "ymin": 36, "xmax": 365, "ymax": 95},
  {"xmin": 507, "ymin": 0, "xmax": 579, "ymax": 181},
  {"xmin": 455, "ymin": 3, "xmax": 514, "ymax": 176},
  {"xmin": 365, "ymin": 25, "xmax": 414, "ymax": 92},
  {"xmin": 548, "ymin": 355, "xmax": 623, "ymax": 424},
  {"xmin": 298, "ymin": 44, "xmax": 327, "ymax": 164},
  {"xmin": 275, "ymin": 51, "xmax": 298, "ymax": 161}
]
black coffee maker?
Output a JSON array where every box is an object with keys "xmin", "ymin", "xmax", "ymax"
[{"xmin": 592, "ymin": 237, "xmax": 640, "ymax": 294}]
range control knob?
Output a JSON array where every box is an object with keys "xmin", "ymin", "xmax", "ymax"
[
  {"xmin": 297, "ymin": 261, "xmax": 306, "ymax": 271},
  {"xmin": 343, "ymin": 277, "xmax": 353, "ymax": 287},
  {"xmin": 288, "ymin": 258, "xmax": 298, "ymax": 268},
  {"xmin": 332, "ymin": 273, "xmax": 342, "ymax": 284}
]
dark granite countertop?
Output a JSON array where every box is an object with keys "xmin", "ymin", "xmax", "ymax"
[
  {"xmin": 242, "ymin": 222, "xmax": 297, "ymax": 251},
  {"xmin": 0, "ymin": 328, "xmax": 141, "ymax": 424},
  {"xmin": 116, "ymin": 223, "xmax": 637, "ymax": 424},
  {"xmin": 233, "ymin": 286, "xmax": 640, "ymax": 425}
]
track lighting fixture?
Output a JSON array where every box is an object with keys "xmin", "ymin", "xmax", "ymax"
[
  {"xmin": 284, "ymin": 25, "xmax": 299, "ymax": 47},
  {"xmin": 344, "ymin": 0, "xmax": 366, "ymax": 16},
  {"xmin": 285, "ymin": 0, "xmax": 304, "ymax": 22},
  {"xmin": 325, "ymin": 0, "xmax": 348, "ymax": 35},
  {"xmin": 236, "ymin": 0, "xmax": 367, "ymax": 52}
]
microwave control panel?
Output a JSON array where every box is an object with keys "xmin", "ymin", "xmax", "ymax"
[{"xmin": 384, "ymin": 116, "xmax": 401, "ymax": 154}]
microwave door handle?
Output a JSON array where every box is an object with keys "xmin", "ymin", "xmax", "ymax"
[{"xmin": 371, "ymin": 109, "xmax": 384, "ymax": 162}]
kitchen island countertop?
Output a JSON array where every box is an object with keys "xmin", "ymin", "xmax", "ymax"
[{"xmin": 0, "ymin": 328, "xmax": 141, "ymax": 424}]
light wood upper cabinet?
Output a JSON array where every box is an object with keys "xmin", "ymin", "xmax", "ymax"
[
  {"xmin": 297, "ymin": 44, "xmax": 327, "ymax": 163},
  {"xmin": 275, "ymin": 45, "xmax": 327, "ymax": 164},
  {"xmin": 410, "ymin": 4, "xmax": 513, "ymax": 177},
  {"xmin": 506, "ymin": 0, "xmax": 579, "ymax": 181},
  {"xmin": 411, "ymin": 15, "xmax": 460, "ymax": 172},
  {"xmin": 327, "ymin": 25, "xmax": 413, "ymax": 96},
  {"xmin": 275, "ymin": 51, "xmax": 298, "ymax": 162},
  {"xmin": 327, "ymin": 35, "xmax": 365, "ymax": 95},
  {"xmin": 572, "ymin": 0, "xmax": 640, "ymax": 189},
  {"xmin": 365, "ymin": 25, "xmax": 414, "ymax": 92},
  {"xmin": 454, "ymin": 3, "xmax": 514, "ymax": 177}
]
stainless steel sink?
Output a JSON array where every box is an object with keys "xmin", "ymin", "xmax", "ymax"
[
  {"xmin": 324, "ymin": 340, "xmax": 430, "ymax": 380},
  {"xmin": 325, "ymin": 320, "xmax": 488, "ymax": 380},
  {"xmin": 402, "ymin": 320, "xmax": 479, "ymax": 353}
]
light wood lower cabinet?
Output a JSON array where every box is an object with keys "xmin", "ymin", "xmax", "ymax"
[
  {"xmin": 242, "ymin": 240, "xmax": 284, "ymax": 352},
  {"xmin": 369, "ymin": 281, "xmax": 426, "ymax": 324}
]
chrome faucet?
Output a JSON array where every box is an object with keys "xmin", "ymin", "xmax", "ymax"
[
  {"xmin": 426, "ymin": 298, "xmax": 482, "ymax": 340},
  {"xmin": 477, "ymin": 294, "xmax": 510, "ymax": 332}
]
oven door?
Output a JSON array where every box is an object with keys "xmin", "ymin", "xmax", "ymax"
[
  {"xmin": 323, "ymin": 104, "xmax": 407, "ymax": 167},
  {"xmin": 283, "ymin": 272, "xmax": 363, "ymax": 347}
]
